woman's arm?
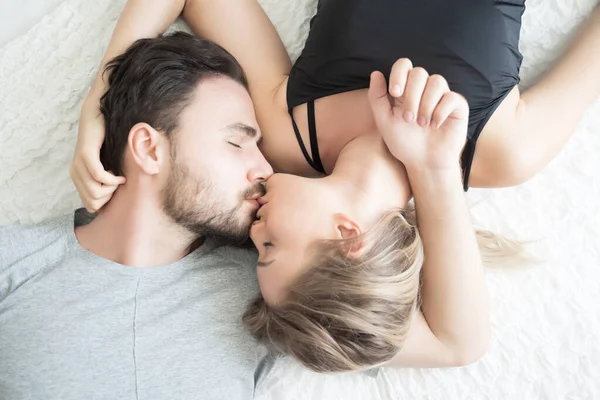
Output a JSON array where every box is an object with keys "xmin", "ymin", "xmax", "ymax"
[
  {"xmin": 390, "ymin": 167, "xmax": 488, "ymax": 367},
  {"xmin": 82, "ymin": 0, "xmax": 292, "ymax": 110},
  {"xmin": 85, "ymin": 0, "xmax": 185, "ymax": 115},
  {"xmin": 368, "ymin": 61, "xmax": 488, "ymax": 367},
  {"xmin": 72, "ymin": 0, "xmax": 186, "ymax": 211},
  {"xmin": 471, "ymin": 4, "xmax": 600, "ymax": 187},
  {"xmin": 183, "ymin": 0, "xmax": 291, "ymax": 112}
]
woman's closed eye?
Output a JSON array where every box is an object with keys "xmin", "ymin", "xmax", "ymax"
[{"xmin": 257, "ymin": 242, "xmax": 276, "ymax": 268}]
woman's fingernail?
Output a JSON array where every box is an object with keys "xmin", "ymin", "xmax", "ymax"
[
  {"xmin": 393, "ymin": 85, "xmax": 402, "ymax": 95},
  {"xmin": 404, "ymin": 111, "xmax": 414, "ymax": 122},
  {"xmin": 417, "ymin": 116, "xmax": 428, "ymax": 126}
]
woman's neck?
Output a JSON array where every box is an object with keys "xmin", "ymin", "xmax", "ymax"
[{"xmin": 328, "ymin": 135, "xmax": 412, "ymax": 224}]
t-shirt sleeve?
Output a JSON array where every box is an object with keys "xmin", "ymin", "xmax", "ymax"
[{"xmin": 0, "ymin": 215, "xmax": 69, "ymax": 301}]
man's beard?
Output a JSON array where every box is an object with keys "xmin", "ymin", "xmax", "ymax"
[{"xmin": 162, "ymin": 155, "xmax": 263, "ymax": 243}]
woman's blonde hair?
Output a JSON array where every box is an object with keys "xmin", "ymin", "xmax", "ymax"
[{"xmin": 243, "ymin": 205, "xmax": 527, "ymax": 373}]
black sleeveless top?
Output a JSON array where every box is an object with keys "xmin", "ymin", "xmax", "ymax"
[{"xmin": 287, "ymin": 0, "xmax": 526, "ymax": 189}]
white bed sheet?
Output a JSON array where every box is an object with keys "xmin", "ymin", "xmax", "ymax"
[{"xmin": 0, "ymin": 0, "xmax": 66, "ymax": 47}]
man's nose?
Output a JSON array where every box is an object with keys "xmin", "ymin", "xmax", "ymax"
[{"xmin": 248, "ymin": 152, "xmax": 273, "ymax": 183}]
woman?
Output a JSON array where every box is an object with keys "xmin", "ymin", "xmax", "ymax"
[
  {"xmin": 71, "ymin": 0, "xmax": 600, "ymax": 372},
  {"xmin": 244, "ymin": 66, "xmax": 490, "ymax": 372}
]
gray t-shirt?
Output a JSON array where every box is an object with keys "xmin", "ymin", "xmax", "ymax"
[{"xmin": 0, "ymin": 210, "xmax": 272, "ymax": 400}]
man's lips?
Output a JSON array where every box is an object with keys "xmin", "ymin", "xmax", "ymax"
[
  {"xmin": 245, "ymin": 198, "xmax": 260, "ymax": 208},
  {"xmin": 246, "ymin": 192, "xmax": 262, "ymax": 200},
  {"xmin": 245, "ymin": 192, "xmax": 263, "ymax": 208}
]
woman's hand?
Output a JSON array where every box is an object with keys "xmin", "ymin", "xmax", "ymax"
[
  {"xmin": 368, "ymin": 58, "xmax": 469, "ymax": 172},
  {"xmin": 68, "ymin": 0, "xmax": 187, "ymax": 212},
  {"xmin": 70, "ymin": 104, "xmax": 125, "ymax": 213},
  {"xmin": 68, "ymin": 0, "xmax": 188, "ymax": 212}
]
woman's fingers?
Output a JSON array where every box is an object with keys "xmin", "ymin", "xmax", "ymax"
[
  {"xmin": 401, "ymin": 67, "xmax": 429, "ymax": 123},
  {"xmin": 418, "ymin": 74, "xmax": 450, "ymax": 127},
  {"xmin": 388, "ymin": 58, "xmax": 413, "ymax": 98},
  {"xmin": 431, "ymin": 92, "xmax": 469, "ymax": 129}
]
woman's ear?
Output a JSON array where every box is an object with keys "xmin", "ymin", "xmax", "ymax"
[{"xmin": 334, "ymin": 214, "xmax": 365, "ymax": 259}]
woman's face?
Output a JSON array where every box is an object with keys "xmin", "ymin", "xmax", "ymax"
[
  {"xmin": 249, "ymin": 173, "xmax": 340, "ymax": 304},
  {"xmin": 250, "ymin": 156, "xmax": 412, "ymax": 305}
]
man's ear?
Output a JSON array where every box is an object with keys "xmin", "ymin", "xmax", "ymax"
[
  {"xmin": 334, "ymin": 214, "xmax": 365, "ymax": 259},
  {"xmin": 128, "ymin": 123, "xmax": 168, "ymax": 175}
]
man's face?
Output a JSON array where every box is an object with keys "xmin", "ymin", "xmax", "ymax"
[{"xmin": 162, "ymin": 77, "xmax": 272, "ymax": 242}]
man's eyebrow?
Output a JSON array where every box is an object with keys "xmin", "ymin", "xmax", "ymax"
[
  {"xmin": 226, "ymin": 123, "xmax": 262, "ymax": 145},
  {"xmin": 257, "ymin": 259, "xmax": 275, "ymax": 268}
]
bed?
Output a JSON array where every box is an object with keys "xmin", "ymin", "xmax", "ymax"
[{"xmin": 1, "ymin": 0, "xmax": 599, "ymax": 398}]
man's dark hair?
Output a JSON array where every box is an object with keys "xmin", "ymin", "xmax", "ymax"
[{"xmin": 99, "ymin": 32, "xmax": 248, "ymax": 176}]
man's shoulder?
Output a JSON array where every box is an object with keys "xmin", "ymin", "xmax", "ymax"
[
  {"xmin": 192, "ymin": 239, "xmax": 260, "ymax": 301},
  {"xmin": 0, "ymin": 213, "xmax": 72, "ymax": 283}
]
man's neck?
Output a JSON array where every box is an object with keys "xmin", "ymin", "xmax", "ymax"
[{"xmin": 75, "ymin": 186, "xmax": 200, "ymax": 268}]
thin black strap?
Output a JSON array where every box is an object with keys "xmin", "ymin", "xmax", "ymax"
[
  {"xmin": 289, "ymin": 108, "xmax": 321, "ymax": 172},
  {"xmin": 460, "ymin": 140, "xmax": 474, "ymax": 191},
  {"xmin": 307, "ymin": 101, "xmax": 326, "ymax": 173}
]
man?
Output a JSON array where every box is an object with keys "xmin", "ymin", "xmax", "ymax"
[{"xmin": 0, "ymin": 32, "xmax": 273, "ymax": 399}]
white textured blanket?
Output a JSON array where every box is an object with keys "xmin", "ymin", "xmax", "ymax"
[{"xmin": 1, "ymin": 1, "xmax": 599, "ymax": 399}]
